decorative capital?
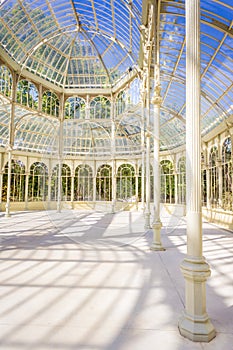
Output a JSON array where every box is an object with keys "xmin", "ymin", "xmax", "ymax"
[{"xmin": 151, "ymin": 84, "xmax": 162, "ymax": 105}]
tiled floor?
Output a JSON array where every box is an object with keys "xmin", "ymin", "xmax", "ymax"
[{"xmin": 0, "ymin": 207, "xmax": 232, "ymax": 350}]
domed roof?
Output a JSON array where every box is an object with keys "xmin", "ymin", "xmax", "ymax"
[{"xmin": 0, "ymin": 0, "xmax": 141, "ymax": 89}]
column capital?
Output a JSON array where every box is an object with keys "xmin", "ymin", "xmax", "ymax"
[{"xmin": 151, "ymin": 84, "xmax": 162, "ymax": 105}]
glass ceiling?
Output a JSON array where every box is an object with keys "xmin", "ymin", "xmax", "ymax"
[
  {"xmin": 0, "ymin": 0, "xmax": 233, "ymax": 153},
  {"xmin": 0, "ymin": 0, "xmax": 141, "ymax": 88}
]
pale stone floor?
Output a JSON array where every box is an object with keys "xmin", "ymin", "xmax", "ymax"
[{"xmin": 0, "ymin": 206, "xmax": 232, "ymax": 350}]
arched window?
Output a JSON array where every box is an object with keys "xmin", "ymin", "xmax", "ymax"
[
  {"xmin": 51, "ymin": 164, "xmax": 71, "ymax": 201},
  {"xmin": 177, "ymin": 157, "xmax": 186, "ymax": 204},
  {"xmin": 209, "ymin": 146, "xmax": 219, "ymax": 208},
  {"xmin": 116, "ymin": 90, "xmax": 127, "ymax": 116},
  {"xmin": 28, "ymin": 162, "xmax": 48, "ymax": 201},
  {"xmin": 222, "ymin": 137, "xmax": 232, "ymax": 211},
  {"xmin": 160, "ymin": 160, "xmax": 175, "ymax": 204},
  {"xmin": 65, "ymin": 96, "xmax": 86, "ymax": 119},
  {"xmin": 42, "ymin": 91, "xmax": 59, "ymax": 117},
  {"xmin": 96, "ymin": 164, "xmax": 112, "ymax": 201},
  {"xmin": 0, "ymin": 65, "xmax": 12, "ymax": 97},
  {"xmin": 17, "ymin": 80, "xmax": 38, "ymax": 109},
  {"xmin": 90, "ymin": 96, "xmax": 111, "ymax": 119},
  {"xmin": 2, "ymin": 160, "xmax": 25, "ymax": 201},
  {"xmin": 116, "ymin": 164, "xmax": 135, "ymax": 201},
  {"xmin": 74, "ymin": 164, "xmax": 93, "ymax": 201}
]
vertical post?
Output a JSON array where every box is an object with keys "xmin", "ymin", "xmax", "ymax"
[
  {"xmin": 47, "ymin": 171, "xmax": 52, "ymax": 210},
  {"xmin": 231, "ymin": 134, "xmax": 233, "ymax": 211},
  {"xmin": 0, "ymin": 172, "xmax": 3, "ymax": 206},
  {"xmin": 178, "ymin": 0, "xmax": 215, "ymax": 342},
  {"xmin": 5, "ymin": 149, "xmax": 12, "ymax": 217},
  {"xmin": 151, "ymin": 83, "xmax": 164, "ymax": 250},
  {"xmin": 5, "ymin": 72, "xmax": 17, "ymax": 217},
  {"xmin": 111, "ymin": 96, "xmax": 116, "ymax": 212},
  {"xmin": 135, "ymin": 163, "xmax": 139, "ymax": 210},
  {"xmin": 71, "ymin": 168, "xmax": 74, "ymax": 207},
  {"xmin": 25, "ymin": 172, "xmax": 29, "ymax": 210},
  {"xmin": 217, "ymin": 136, "xmax": 222, "ymax": 207},
  {"xmin": 111, "ymin": 160, "xmax": 116, "ymax": 213},
  {"xmin": 57, "ymin": 93, "xmax": 64, "ymax": 213},
  {"xmin": 150, "ymin": 0, "xmax": 164, "ymax": 250},
  {"xmin": 141, "ymin": 104, "xmax": 145, "ymax": 211},
  {"xmin": 93, "ymin": 161, "xmax": 97, "ymax": 203},
  {"xmin": 144, "ymin": 68, "xmax": 151, "ymax": 229}
]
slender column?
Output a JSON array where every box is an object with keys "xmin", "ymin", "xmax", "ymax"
[
  {"xmin": 71, "ymin": 170, "xmax": 74, "ymax": 205},
  {"xmin": 178, "ymin": 0, "xmax": 215, "ymax": 341},
  {"xmin": 145, "ymin": 130, "xmax": 151, "ymax": 228},
  {"xmin": 0, "ymin": 172, "xmax": 3, "ymax": 205},
  {"xmin": 140, "ymin": 114, "xmax": 145, "ymax": 210},
  {"xmin": 5, "ymin": 149, "xmax": 12, "ymax": 217},
  {"xmin": 217, "ymin": 137, "xmax": 222, "ymax": 207},
  {"xmin": 57, "ymin": 94, "xmax": 64, "ymax": 213},
  {"xmin": 47, "ymin": 171, "xmax": 52, "ymax": 210},
  {"xmin": 111, "ymin": 96, "xmax": 116, "ymax": 212},
  {"xmin": 151, "ymin": 89, "xmax": 164, "ymax": 250},
  {"xmin": 25, "ymin": 172, "xmax": 29, "ymax": 210},
  {"xmin": 0, "ymin": 154, "xmax": 2, "ymax": 205},
  {"xmin": 111, "ymin": 160, "xmax": 116, "ymax": 212},
  {"xmin": 93, "ymin": 161, "xmax": 97, "ymax": 202},
  {"xmin": 175, "ymin": 172, "xmax": 178, "ymax": 204},
  {"xmin": 231, "ymin": 133, "xmax": 233, "ymax": 211},
  {"xmin": 144, "ymin": 68, "xmax": 151, "ymax": 229},
  {"xmin": 135, "ymin": 163, "xmax": 139, "ymax": 210},
  {"xmin": 206, "ymin": 167, "xmax": 211, "ymax": 209},
  {"xmin": 86, "ymin": 94, "xmax": 90, "ymax": 119},
  {"xmin": 5, "ymin": 72, "xmax": 17, "ymax": 217},
  {"xmin": 57, "ymin": 155, "xmax": 62, "ymax": 212}
]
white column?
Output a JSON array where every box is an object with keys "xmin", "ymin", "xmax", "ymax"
[
  {"xmin": 5, "ymin": 149, "xmax": 12, "ymax": 217},
  {"xmin": 140, "ymin": 117, "xmax": 145, "ymax": 210},
  {"xmin": 144, "ymin": 68, "xmax": 151, "ymax": 229},
  {"xmin": 71, "ymin": 171, "xmax": 74, "ymax": 207},
  {"xmin": 145, "ymin": 130, "xmax": 151, "ymax": 228},
  {"xmin": 151, "ymin": 92, "xmax": 165, "ymax": 251},
  {"xmin": 217, "ymin": 137, "xmax": 222, "ymax": 207},
  {"xmin": 93, "ymin": 161, "xmax": 97, "ymax": 203},
  {"xmin": 135, "ymin": 163, "xmax": 139, "ymax": 211},
  {"xmin": 57, "ymin": 94, "xmax": 64, "ymax": 213},
  {"xmin": 0, "ymin": 172, "xmax": 3, "ymax": 205},
  {"xmin": 25, "ymin": 172, "xmax": 29, "ymax": 210},
  {"xmin": 5, "ymin": 72, "xmax": 17, "ymax": 217},
  {"xmin": 111, "ymin": 97, "xmax": 116, "ymax": 212},
  {"xmin": 231, "ymin": 134, "xmax": 233, "ymax": 211},
  {"xmin": 111, "ymin": 160, "xmax": 116, "ymax": 213},
  {"xmin": 178, "ymin": 0, "xmax": 215, "ymax": 342},
  {"xmin": 47, "ymin": 172, "xmax": 52, "ymax": 210}
]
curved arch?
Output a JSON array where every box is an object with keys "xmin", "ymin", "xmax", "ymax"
[
  {"xmin": 42, "ymin": 90, "xmax": 60, "ymax": 117},
  {"xmin": 16, "ymin": 79, "xmax": 39, "ymax": 110},
  {"xmin": 0, "ymin": 65, "xmax": 12, "ymax": 98},
  {"xmin": 74, "ymin": 164, "xmax": 93, "ymax": 201}
]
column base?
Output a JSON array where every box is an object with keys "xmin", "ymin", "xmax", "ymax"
[
  {"xmin": 150, "ymin": 221, "xmax": 165, "ymax": 251},
  {"xmin": 5, "ymin": 203, "xmax": 11, "ymax": 217},
  {"xmin": 178, "ymin": 311, "xmax": 216, "ymax": 342},
  {"xmin": 150, "ymin": 242, "xmax": 165, "ymax": 251},
  {"xmin": 111, "ymin": 200, "xmax": 116, "ymax": 213},
  {"xmin": 179, "ymin": 257, "xmax": 216, "ymax": 342},
  {"xmin": 144, "ymin": 211, "xmax": 151, "ymax": 229}
]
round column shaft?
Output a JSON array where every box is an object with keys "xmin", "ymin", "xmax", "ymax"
[
  {"xmin": 178, "ymin": 0, "xmax": 215, "ymax": 342},
  {"xmin": 151, "ymin": 92, "xmax": 165, "ymax": 251}
]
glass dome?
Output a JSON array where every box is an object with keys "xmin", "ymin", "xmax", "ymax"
[
  {"xmin": 0, "ymin": 0, "xmax": 141, "ymax": 89},
  {"xmin": 0, "ymin": 0, "xmax": 232, "ymax": 153}
]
